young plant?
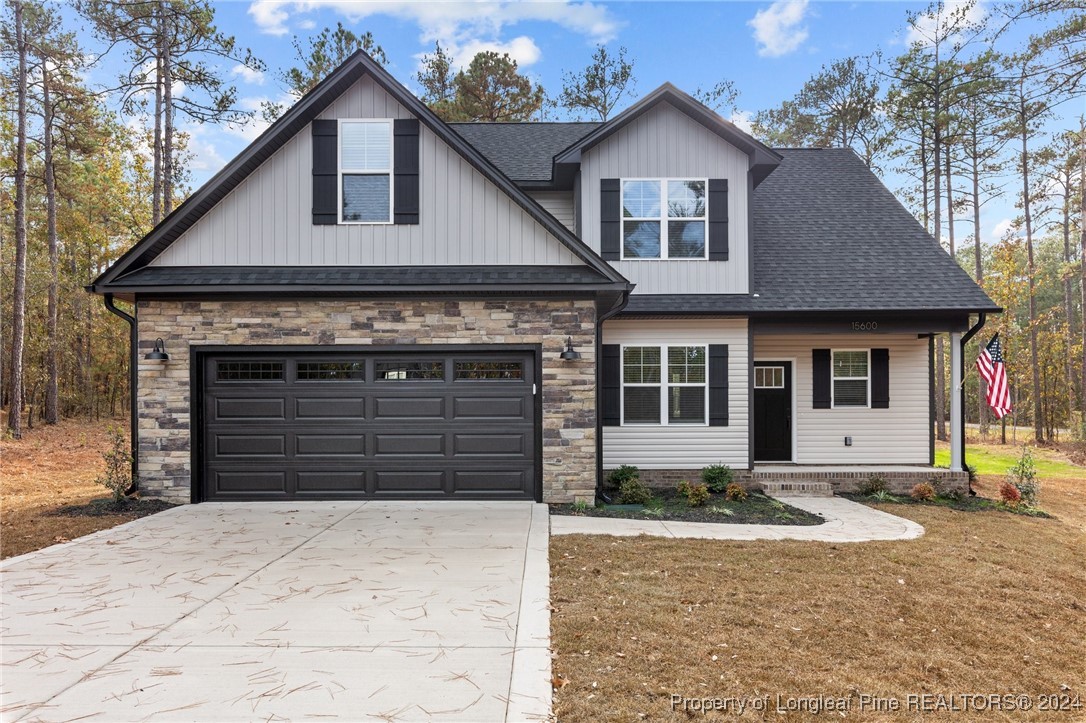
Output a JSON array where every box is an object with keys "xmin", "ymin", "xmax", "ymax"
[
  {"xmin": 869, "ymin": 489, "xmax": 901, "ymax": 504},
  {"xmin": 677, "ymin": 480, "xmax": 692, "ymax": 497},
  {"xmin": 618, "ymin": 478, "xmax": 653, "ymax": 505},
  {"xmin": 724, "ymin": 483, "xmax": 748, "ymax": 502},
  {"xmin": 999, "ymin": 481, "xmax": 1022, "ymax": 506},
  {"xmin": 572, "ymin": 499, "xmax": 592, "ymax": 513},
  {"xmin": 1007, "ymin": 447, "xmax": 1040, "ymax": 506},
  {"xmin": 701, "ymin": 464, "xmax": 734, "ymax": 493},
  {"xmin": 95, "ymin": 426, "xmax": 135, "ymax": 504},
  {"xmin": 606, "ymin": 465, "xmax": 640, "ymax": 491},
  {"xmin": 859, "ymin": 475, "xmax": 888, "ymax": 496},
  {"xmin": 685, "ymin": 483, "xmax": 710, "ymax": 507},
  {"xmin": 910, "ymin": 482, "xmax": 936, "ymax": 502},
  {"xmin": 708, "ymin": 505, "xmax": 735, "ymax": 516}
]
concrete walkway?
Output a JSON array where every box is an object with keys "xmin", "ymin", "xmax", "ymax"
[
  {"xmin": 550, "ymin": 496, "xmax": 925, "ymax": 542},
  {"xmin": 1, "ymin": 502, "xmax": 551, "ymax": 723}
]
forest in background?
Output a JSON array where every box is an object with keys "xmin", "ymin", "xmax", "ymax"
[{"xmin": 1, "ymin": 0, "xmax": 1083, "ymax": 447}]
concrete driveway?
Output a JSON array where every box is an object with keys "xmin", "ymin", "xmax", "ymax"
[{"xmin": 1, "ymin": 502, "xmax": 551, "ymax": 722}]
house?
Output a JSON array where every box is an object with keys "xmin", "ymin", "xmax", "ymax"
[{"xmin": 88, "ymin": 51, "xmax": 998, "ymax": 503}]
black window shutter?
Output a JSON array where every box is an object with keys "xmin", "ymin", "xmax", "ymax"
[
  {"xmin": 311, "ymin": 120, "xmax": 338, "ymax": 225},
  {"xmin": 871, "ymin": 348, "xmax": 890, "ymax": 408},
  {"xmin": 812, "ymin": 349, "xmax": 831, "ymax": 409},
  {"xmin": 708, "ymin": 178, "xmax": 729, "ymax": 260},
  {"xmin": 393, "ymin": 119, "xmax": 420, "ymax": 224},
  {"xmin": 601, "ymin": 344, "xmax": 621, "ymax": 426},
  {"xmin": 709, "ymin": 344, "xmax": 729, "ymax": 426},
  {"xmin": 600, "ymin": 179, "xmax": 621, "ymax": 260}
]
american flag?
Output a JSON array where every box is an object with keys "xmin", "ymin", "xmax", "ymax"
[{"xmin": 976, "ymin": 334, "xmax": 1011, "ymax": 420}]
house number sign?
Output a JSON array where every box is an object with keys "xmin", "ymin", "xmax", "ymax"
[{"xmin": 850, "ymin": 321, "xmax": 879, "ymax": 331}]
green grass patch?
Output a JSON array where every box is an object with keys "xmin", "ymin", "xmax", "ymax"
[{"xmin": 935, "ymin": 444, "xmax": 1082, "ymax": 478}]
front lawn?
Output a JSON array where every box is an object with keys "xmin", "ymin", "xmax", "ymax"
[
  {"xmin": 551, "ymin": 457, "xmax": 1086, "ymax": 721},
  {"xmin": 551, "ymin": 490, "xmax": 823, "ymax": 525}
]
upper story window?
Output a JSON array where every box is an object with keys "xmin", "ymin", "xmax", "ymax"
[
  {"xmin": 622, "ymin": 179, "xmax": 706, "ymax": 260},
  {"xmin": 339, "ymin": 120, "xmax": 392, "ymax": 223},
  {"xmin": 832, "ymin": 350, "xmax": 870, "ymax": 408}
]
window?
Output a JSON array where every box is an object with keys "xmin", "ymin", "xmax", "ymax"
[
  {"xmin": 832, "ymin": 350, "xmax": 869, "ymax": 407},
  {"xmin": 216, "ymin": 361, "xmax": 284, "ymax": 382},
  {"xmin": 454, "ymin": 361, "xmax": 524, "ymax": 380},
  {"xmin": 375, "ymin": 361, "xmax": 444, "ymax": 381},
  {"xmin": 339, "ymin": 120, "xmax": 392, "ymax": 223},
  {"xmin": 622, "ymin": 345, "xmax": 707, "ymax": 424},
  {"xmin": 622, "ymin": 179, "xmax": 706, "ymax": 259},
  {"xmin": 296, "ymin": 361, "xmax": 364, "ymax": 381},
  {"xmin": 755, "ymin": 366, "xmax": 785, "ymax": 389}
]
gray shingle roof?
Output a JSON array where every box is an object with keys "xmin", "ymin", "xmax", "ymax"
[
  {"xmin": 449, "ymin": 122, "xmax": 599, "ymax": 183},
  {"xmin": 111, "ymin": 265, "xmax": 613, "ymax": 289}
]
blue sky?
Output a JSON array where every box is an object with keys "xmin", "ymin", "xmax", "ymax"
[{"xmin": 70, "ymin": 0, "xmax": 1084, "ymax": 249}]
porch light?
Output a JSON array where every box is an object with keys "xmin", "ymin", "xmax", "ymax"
[
  {"xmin": 560, "ymin": 337, "xmax": 581, "ymax": 361},
  {"xmin": 145, "ymin": 338, "xmax": 170, "ymax": 362}
]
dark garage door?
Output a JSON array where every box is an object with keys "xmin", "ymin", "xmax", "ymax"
[{"xmin": 199, "ymin": 349, "xmax": 538, "ymax": 500}]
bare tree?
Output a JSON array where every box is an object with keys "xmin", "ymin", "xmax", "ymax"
[{"xmin": 5, "ymin": 0, "xmax": 29, "ymax": 438}]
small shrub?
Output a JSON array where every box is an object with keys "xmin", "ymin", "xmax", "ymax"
[
  {"xmin": 606, "ymin": 465, "xmax": 640, "ymax": 491},
  {"xmin": 708, "ymin": 505, "xmax": 734, "ymax": 516},
  {"xmin": 724, "ymin": 483, "xmax": 748, "ymax": 502},
  {"xmin": 685, "ymin": 483, "xmax": 710, "ymax": 507},
  {"xmin": 940, "ymin": 487, "xmax": 964, "ymax": 502},
  {"xmin": 1007, "ymin": 448, "xmax": 1040, "ymax": 506},
  {"xmin": 859, "ymin": 475, "xmax": 888, "ymax": 496},
  {"xmin": 95, "ymin": 426, "xmax": 136, "ymax": 503},
  {"xmin": 910, "ymin": 482, "xmax": 936, "ymax": 502},
  {"xmin": 870, "ymin": 489, "xmax": 902, "ymax": 503},
  {"xmin": 999, "ymin": 481, "xmax": 1022, "ymax": 506},
  {"xmin": 701, "ymin": 464, "xmax": 734, "ymax": 493},
  {"xmin": 571, "ymin": 499, "xmax": 591, "ymax": 513},
  {"xmin": 965, "ymin": 464, "xmax": 978, "ymax": 485},
  {"xmin": 677, "ymin": 480, "xmax": 692, "ymax": 497},
  {"xmin": 618, "ymin": 478, "xmax": 653, "ymax": 505}
]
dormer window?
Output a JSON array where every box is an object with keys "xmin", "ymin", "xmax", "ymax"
[
  {"xmin": 621, "ymin": 179, "xmax": 706, "ymax": 259},
  {"xmin": 339, "ymin": 119, "xmax": 393, "ymax": 223}
]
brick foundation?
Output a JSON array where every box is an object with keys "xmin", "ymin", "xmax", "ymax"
[
  {"xmin": 606, "ymin": 467, "xmax": 969, "ymax": 496},
  {"xmin": 137, "ymin": 299, "xmax": 597, "ymax": 504}
]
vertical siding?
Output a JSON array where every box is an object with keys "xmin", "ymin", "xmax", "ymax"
[
  {"xmin": 527, "ymin": 191, "xmax": 575, "ymax": 231},
  {"xmin": 153, "ymin": 75, "xmax": 580, "ymax": 267},
  {"xmin": 754, "ymin": 333, "xmax": 930, "ymax": 464},
  {"xmin": 602, "ymin": 318, "xmax": 749, "ymax": 469},
  {"xmin": 579, "ymin": 102, "xmax": 750, "ymax": 294}
]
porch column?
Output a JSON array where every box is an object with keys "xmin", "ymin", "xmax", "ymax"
[{"xmin": 949, "ymin": 331, "xmax": 963, "ymax": 471}]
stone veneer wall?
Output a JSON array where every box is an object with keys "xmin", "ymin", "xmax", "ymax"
[{"xmin": 137, "ymin": 299, "xmax": 597, "ymax": 504}]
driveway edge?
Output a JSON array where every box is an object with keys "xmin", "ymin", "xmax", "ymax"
[{"xmin": 505, "ymin": 502, "xmax": 553, "ymax": 722}]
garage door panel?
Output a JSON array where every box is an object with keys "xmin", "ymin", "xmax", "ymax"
[
  {"xmin": 296, "ymin": 471, "xmax": 366, "ymax": 493},
  {"xmin": 214, "ymin": 398, "xmax": 286, "ymax": 420},
  {"xmin": 295, "ymin": 397, "xmax": 366, "ymax": 419},
  {"xmin": 295, "ymin": 434, "xmax": 366, "ymax": 456},
  {"xmin": 214, "ymin": 434, "xmax": 286, "ymax": 458},
  {"xmin": 374, "ymin": 434, "xmax": 445, "ymax": 456},
  {"xmin": 202, "ymin": 350, "xmax": 537, "ymax": 501}
]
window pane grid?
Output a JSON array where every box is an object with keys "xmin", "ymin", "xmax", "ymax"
[
  {"xmin": 375, "ymin": 361, "xmax": 444, "ymax": 381},
  {"xmin": 755, "ymin": 366, "xmax": 785, "ymax": 389},
  {"xmin": 622, "ymin": 345, "xmax": 707, "ymax": 425},
  {"xmin": 296, "ymin": 361, "xmax": 365, "ymax": 381},
  {"xmin": 339, "ymin": 120, "xmax": 391, "ymax": 224},
  {"xmin": 621, "ymin": 179, "xmax": 708, "ymax": 260},
  {"xmin": 454, "ymin": 361, "xmax": 524, "ymax": 380},
  {"xmin": 832, "ymin": 351, "xmax": 869, "ymax": 407},
  {"xmin": 216, "ymin": 361, "xmax": 284, "ymax": 382}
]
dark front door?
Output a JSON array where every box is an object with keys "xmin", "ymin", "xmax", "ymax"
[
  {"xmin": 753, "ymin": 361, "xmax": 792, "ymax": 462},
  {"xmin": 199, "ymin": 349, "xmax": 538, "ymax": 501}
]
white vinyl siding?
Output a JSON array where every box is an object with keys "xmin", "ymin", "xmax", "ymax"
[
  {"xmin": 580, "ymin": 100, "xmax": 750, "ymax": 294},
  {"xmin": 603, "ymin": 318, "xmax": 748, "ymax": 469},
  {"xmin": 754, "ymin": 333, "xmax": 929, "ymax": 464},
  {"xmin": 152, "ymin": 75, "xmax": 581, "ymax": 267},
  {"xmin": 527, "ymin": 191, "xmax": 575, "ymax": 232}
]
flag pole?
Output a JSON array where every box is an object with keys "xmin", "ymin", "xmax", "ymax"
[{"xmin": 960, "ymin": 313, "xmax": 988, "ymax": 496}]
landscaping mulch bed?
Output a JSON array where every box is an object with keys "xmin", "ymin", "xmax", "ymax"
[
  {"xmin": 551, "ymin": 490, "xmax": 824, "ymax": 525},
  {"xmin": 51, "ymin": 497, "xmax": 179, "ymax": 519}
]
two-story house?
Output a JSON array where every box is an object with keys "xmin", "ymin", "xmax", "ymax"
[{"xmin": 88, "ymin": 51, "xmax": 997, "ymax": 504}]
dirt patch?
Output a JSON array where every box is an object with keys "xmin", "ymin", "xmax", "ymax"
[
  {"xmin": 551, "ymin": 469, "xmax": 1086, "ymax": 721},
  {"xmin": 551, "ymin": 491, "xmax": 823, "ymax": 525},
  {"xmin": 52, "ymin": 497, "xmax": 178, "ymax": 518},
  {"xmin": 1, "ymin": 418, "xmax": 175, "ymax": 559}
]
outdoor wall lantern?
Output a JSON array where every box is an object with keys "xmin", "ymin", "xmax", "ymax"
[
  {"xmin": 145, "ymin": 338, "xmax": 170, "ymax": 362},
  {"xmin": 560, "ymin": 337, "xmax": 581, "ymax": 361}
]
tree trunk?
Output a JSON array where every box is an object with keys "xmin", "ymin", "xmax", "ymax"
[
  {"xmin": 43, "ymin": 66, "xmax": 60, "ymax": 425},
  {"xmin": 1079, "ymin": 116, "xmax": 1085, "ymax": 429},
  {"xmin": 152, "ymin": 1, "xmax": 164, "ymax": 225},
  {"xmin": 163, "ymin": 13, "xmax": 175, "ymax": 217},
  {"xmin": 970, "ymin": 122, "xmax": 988, "ymax": 436},
  {"xmin": 7, "ymin": 0, "xmax": 28, "ymax": 440},
  {"xmin": 1061, "ymin": 175, "xmax": 1077, "ymax": 415},
  {"xmin": 1019, "ymin": 91, "xmax": 1043, "ymax": 444}
]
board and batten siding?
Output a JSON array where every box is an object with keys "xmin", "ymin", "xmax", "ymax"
[
  {"xmin": 579, "ymin": 101, "xmax": 750, "ymax": 295},
  {"xmin": 754, "ymin": 333, "xmax": 930, "ymax": 464},
  {"xmin": 152, "ymin": 75, "xmax": 580, "ymax": 267},
  {"xmin": 527, "ymin": 191, "xmax": 575, "ymax": 232},
  {"xmin": 602, "ymin": 318, "xmax": 749, "ymax": 469}
]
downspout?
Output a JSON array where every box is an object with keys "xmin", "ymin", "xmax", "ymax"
[
  {"xmin": 959, "ymin": 312, "xmax": 987, "ymax": 496},
  {"xmin": 103, "ymin": 294, "xmax": 139, "ymax": 494},
  {"xmin": 595, "ymin": 289, "xmax": 632, "ymax": 503}
]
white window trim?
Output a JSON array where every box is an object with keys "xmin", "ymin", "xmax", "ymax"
[
  {"xmin": 830, "ymin": 348, "xmax": 871, "ymax": 409},
  {"xmin": 619, "ymin": 178, "xmax": 709, "ymax": 261},
  {"xmin": 338, "ymin": 118, "xmax": 394, "ymax": 225},
  {"xmin": 620, "ymin": 343, "xmax": 709, "ymax": 426}
]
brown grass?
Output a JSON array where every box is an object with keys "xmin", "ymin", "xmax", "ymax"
[
  {"xmin": 0, "ymin": 418, "xmax": 135, "ymax": 559},
  {"xmin": 551, "ymin": 457, "xmax": 1086, "ymax": 721}
]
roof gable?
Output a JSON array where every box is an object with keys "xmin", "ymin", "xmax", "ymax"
[{"xmin": 91, "ymin": 51, "xmax": 626, "ymax": 289}]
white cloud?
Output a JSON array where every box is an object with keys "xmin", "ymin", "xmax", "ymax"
[
  {"xmin": 232, "ymin": 64, "xmax": 265, "ymax": 85},
  {"xmin": 730, "ymin": 109, "xmax": 754, "ymax": 134},
  {"xmin": 748, "ymin": 0, "xmax": 810, "ymax": 58},
  {"xmin": 181, "ymin": 123, "xmax": 228, "ymax": 172},
  {"xmin": 449, "ymin": 35, "xmax": 542, "ymax": 68},
  {"xmin": 989, "ymin": 217, "xmax": 1015, "ymax": 243},
  {"xmin": 223, "ymin": 94, "xmax": 293, "ymax": 143},
  {"xmin": 248, "ymin": 1, "xmax": 621, "ymax": 44},
  {"xmin": 904, "ymin": 0, "xmax": 987, "ymax": 47}
]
